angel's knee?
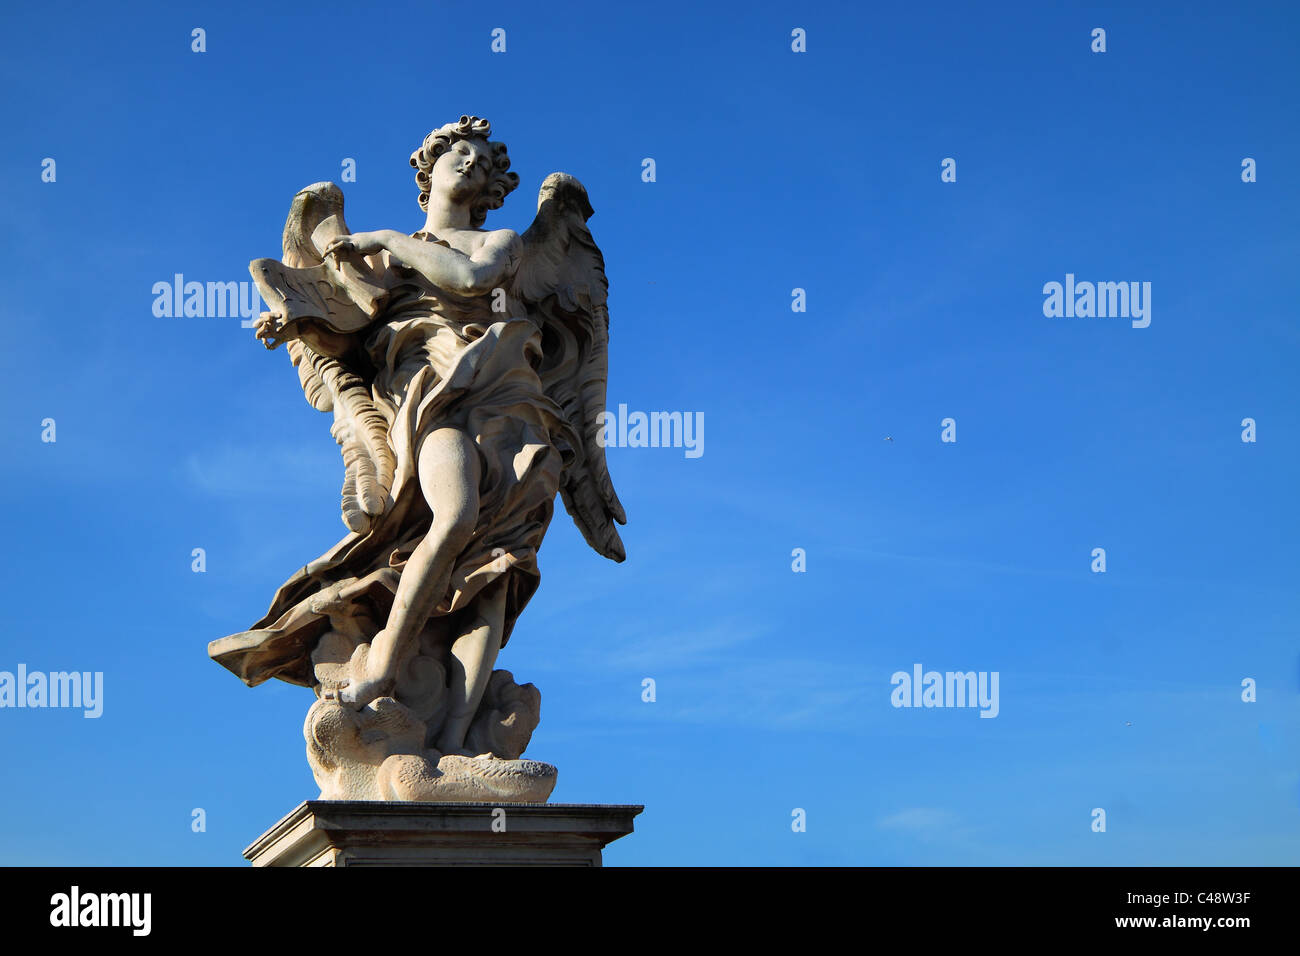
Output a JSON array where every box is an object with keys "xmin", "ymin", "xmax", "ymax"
[{"xmin": 430, "ymin": 502, "xmax": 477, "ymax": 546}]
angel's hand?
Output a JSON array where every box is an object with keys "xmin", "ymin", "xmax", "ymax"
[
  {"xmin": 322, "ymin": 231, "xmax": 390, "ymax": 262},
  {"xmin": 254, "ymin": 310, "xmax": 286, "ymax": 349}
]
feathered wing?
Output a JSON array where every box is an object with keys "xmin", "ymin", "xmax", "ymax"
[
  {"xmin": 512, "ymin": 173, "xmax": 627, "ymax": 562},
  {"xmin": 252, "ymin": 182, "xmax": 395, "ymax": 534}
]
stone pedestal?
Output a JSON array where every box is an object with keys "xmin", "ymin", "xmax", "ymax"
[{"xmin": 245, "ymin": 800, "xmax": 644, "ymax": 867}]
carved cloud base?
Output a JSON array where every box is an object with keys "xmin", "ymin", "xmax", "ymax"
[
  {"xmin": 304, "ymin": 618, "xmax": 555, "ymax": 803},
  {"xmin": 305, "ymin": 697, "xmax": 557, "ymax": 802}
]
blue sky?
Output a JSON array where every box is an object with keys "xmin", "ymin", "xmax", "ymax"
[{"xmin": 1, "ymin": 0, "xmax": 1297, "ymax": 865}]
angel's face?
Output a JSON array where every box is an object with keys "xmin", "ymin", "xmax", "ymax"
[{"xmin": 431, "ymin": 137, "xmax": 493, "ymax": 207}]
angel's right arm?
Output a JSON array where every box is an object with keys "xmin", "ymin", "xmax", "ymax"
[{"xmin": 376, "ymin": 229, "xmax": 522, "ymax": 297}]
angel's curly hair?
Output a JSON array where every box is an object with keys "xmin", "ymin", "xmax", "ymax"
[{"xmin": 409, "ymin": 115, "xmax": 520, "ymax": 227}]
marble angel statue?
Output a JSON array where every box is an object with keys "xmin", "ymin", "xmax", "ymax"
[{"xmin": 208, "ymin": 115, "xmax": 626, "ymax": 802}]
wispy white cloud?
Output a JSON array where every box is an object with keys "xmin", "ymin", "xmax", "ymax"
[
  {"xmin": 594, "ymin": 619, "xmax": 765, "ymax": 671},
  {"xmin": 183, "ymin": 440, "xmax": 339, "ymax": 498},
  {"xmin": 626, "ymin": 655, "xmax": 865, "ymax": 730},
  {"xmin": 878, "ymin": 807, "xmax": 960, "ymax": 832}
]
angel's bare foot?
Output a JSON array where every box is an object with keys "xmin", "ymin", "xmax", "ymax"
[
  {"xmin": 337, "ymin": 673, "xmax": 395, "ymax": 710},
  {"xmin": 439, "ymin": 748, "xmax": 474, "ymax": 759},
  {"xmin": 436, "ymin": 746, "xmax": 489, "ymax": 760}
]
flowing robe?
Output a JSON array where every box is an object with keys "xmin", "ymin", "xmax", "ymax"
[{"xmin": 209, "ymin": 236, "xmax": 572, "ymax": 688}]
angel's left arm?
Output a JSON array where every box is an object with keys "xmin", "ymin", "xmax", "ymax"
[{"xmin": 354, "ymin": 229, "xmax": 521, "ymax": 297}]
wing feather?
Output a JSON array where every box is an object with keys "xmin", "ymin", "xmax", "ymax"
[
  {"xmin": 512, "ymin": 173, "xmax": 626, "ymax": 562},
  {"xmin": 255, "ymin": 182, "xmax": 396, "ymax": 533}
]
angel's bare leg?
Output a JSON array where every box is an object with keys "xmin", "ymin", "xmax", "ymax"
[
  {"xmin": 340, "ymin": 426, "xmax": 479, "ymax": 708},
  {"xmin": 435, "ymin": 578, "xmax": 508, "ymax": 756}
]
